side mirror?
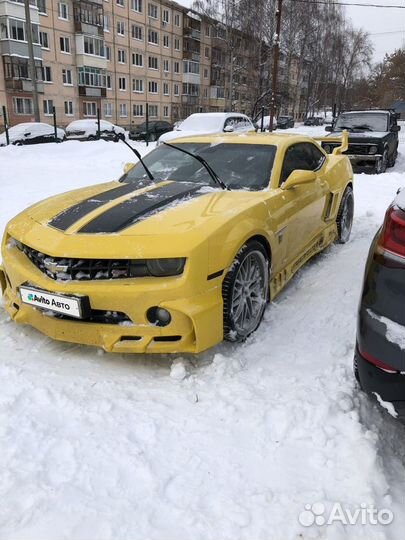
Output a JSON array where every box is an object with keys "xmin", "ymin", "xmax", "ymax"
[
  {"xmin": 325, "ymin": 125, "xmax": 333, "ymax": 132},
  {"xmin": 391, "ymin": 125, "xmax": 400, "ymax": 132},
  {"xmin": 24, "ymin": 132, "xmax": 31, "ymax": 136},
  {"xmin": 123, "ymin": 162, "xmax": 135, "ymax": 174},
  {"xmin": 223, "ymin": 125, "xmax": 234, "ymax": 133},
  {"xmin": 282, "ymin": 170, "xmax": 317, "ymax": 190}
]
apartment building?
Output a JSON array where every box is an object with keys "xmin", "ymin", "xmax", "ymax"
[{"xmin": 0, "ymin": 0, "xmax": 238, "ymax": 128}]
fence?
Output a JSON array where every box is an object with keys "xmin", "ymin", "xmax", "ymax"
[{"xmin": 0, "ymin": 103, "xmax": 156, "ymax": 146}]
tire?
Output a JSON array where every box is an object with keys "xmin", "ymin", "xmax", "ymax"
[
  {"xmin": 336, "ymin": 186, "xmax": 354, "ymax": 244},
  {"xmin": 223, "ymin": 241, "xmax": 269, "ymax": 342},
  {"xmin": 13, "ymin": 140, "xmax": 24, "ymax": 146},
  {"xmin": 149, "ymin": 133, "xmax": 157, "ymax": 142},
  {"xmin": 87, "ymin": 135, "xmax": 96, "ymax": 141},
  {"xmin": 375, "ymin": 148, "xmax": 388, "ymax": 174},
  {"xmin": 388, "ymin": 146, "xmax": 398, "ymax": 168}
]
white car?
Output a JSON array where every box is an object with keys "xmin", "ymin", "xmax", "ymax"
[
  {"xmin": 158, "ymin": 112, "xmax": 255, "ymax": 145},
  {"xmin": 65, "ymin": 119, "xmax": 126, "ymax": 141},
  {"xmin": 254, "ymin": 115, "xmax": 277, "ymax": 131},
  {"xmin": 0, "ymin": 122, "xmax": 65, "ymax": 147}
]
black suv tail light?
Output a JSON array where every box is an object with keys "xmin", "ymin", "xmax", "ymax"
[{"xmin": 379, "ymin": 205, "xmax": 405, "ymax": 259}]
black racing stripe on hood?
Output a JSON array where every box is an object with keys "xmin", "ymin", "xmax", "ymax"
[
  {"xmin": 77, "ymin": 182, "xmax": 202, "ymax": 234},
  {"xmin": 49, "ymin": 180, "xmax": 155, "ymax": 231}
]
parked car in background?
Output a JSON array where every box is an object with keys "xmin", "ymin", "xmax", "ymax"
[
  {"xmin": 65, "ymin": 120, "xmax": 126, "ymax": 141},
  {"xmin": 0, "ymin": 122, "xmax": 65, "ymax": 147},
  {"xmin": 158, "ymin": 112, "xmax": 255, "ymax": 144},
  {"xmin": 354, "ymin": 188, "xmax": 405, "ymax": 419},
  {"xmin": 322, "ymin": 109, "xmax": 400, "ymax": 174},
  {"xmin": 254, "ymin": 115, "xmax": 276, "ymax": 131},
  {"xmin": 129, "ymin": 120, "xmax": 172, "ymax": 142},
  {"xmin": 276, "ymin": 116, "xmax": 295, "ymax": 129},
  {"xmin": 304, "ymin": 116, "xmax": 324, "ymax": 126}
]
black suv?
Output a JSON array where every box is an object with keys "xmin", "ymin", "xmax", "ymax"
[
  {"xmin": 322, "ymin": 110, "xmax": 400, "ymax": 174},
  {"xmin": 129, "ymin": 120, "xmax": 172, "ymax": 142}
]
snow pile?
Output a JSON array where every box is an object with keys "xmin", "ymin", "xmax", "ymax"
[{"xmin": 1, "ymin": 129, "xmax": 405, "ymax": 540}]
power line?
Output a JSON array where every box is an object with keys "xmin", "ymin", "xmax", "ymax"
[{"xmin": 293, "ymin": 0, "xmax": 405, "ymax": 7}]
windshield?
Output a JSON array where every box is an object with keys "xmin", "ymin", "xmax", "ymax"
[
  {"xmin": 335, "ymin": 113, "xmax": 388, "ymax": 132},
  {"xmin": 279, "ymin": 117, "xmax": 288, "ymax": 121},
  {"xmin": 122, "ymin": 143, "xmax": 276, "ymax": 190},
  {"xmin": 178, "ymin": 116, "xmax": 223, "ymax": 132}
]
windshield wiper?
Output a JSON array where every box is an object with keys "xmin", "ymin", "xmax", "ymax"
[
  {"xmin": 336, "ymin": 125, "xmax": 353, "ymax": 131},
  {"xmin": 162, "ymin": 141, "xmax": 229, "ymax": 190},
  {"xmin": 118, "ymin": 136, "xmax": 155, "ymax": 181}
]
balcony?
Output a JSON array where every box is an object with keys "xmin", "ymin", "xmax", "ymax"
[
  {"xmin": 78, "ymin": 86, "xmax": 106, "ymax": 98},
  {"xmin": 5, "ymin": 78, "xmax": 44, "ymax": 93},
  {"xmin": 184, "ymin": 26, "xmax": 201, "ymax": 41},
  {"xmin": 3, "ymin": 56, "xmax": 44, "ymax": 93},
  {"xmin": 73, "ymin": 0, "xmax": 104, "ymax": 37},
  {"xmin": 181, "ymin": 95, "xmax": 199, "ymax": 105},
  {"xmin": 0, "ymin": 0, "xmax": 39, "ymax": 23},
  {"xmin": 75, "ymin": 35, "xmax": 107, "ymax": 69}
]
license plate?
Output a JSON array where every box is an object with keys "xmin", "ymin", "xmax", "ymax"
[{"xmin": 20, "ymin": 286, "xmax": 89, "ymax": 319}]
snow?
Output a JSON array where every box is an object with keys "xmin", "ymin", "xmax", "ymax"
[
  {"xmin": 368, "ymin": 309, "xmax": 405, "ymax": 351},
  {"xmin": 1, "ymin": 126, "xmax": 405, "ymax": 540}
]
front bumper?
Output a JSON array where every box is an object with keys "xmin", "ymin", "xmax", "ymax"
[
  {"xmin": 345, "ymin": 154, "xmax": 382, "ymax": 170},
  {"xmin": 0, "ymin": 245, "xmax": 224, "ymax": 354}
]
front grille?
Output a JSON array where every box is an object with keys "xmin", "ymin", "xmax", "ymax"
[
  {"xmin": 51, "ymin": 309, "xmax": 132, "ymax": 325},
  {"xmin": 346, "ymin": 144, "xmax": 373, "ymax": 156},
  {"xmin": 20, "ymin": 243, "xmax": 148, "ymax": 281}
]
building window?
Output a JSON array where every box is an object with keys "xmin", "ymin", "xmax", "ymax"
[
  {"xmin": 205, "ymin": 25, "xmax": 210, "ymax": 37},
  {"xmin": 148, "ymin": 104, "xmax": 158, "ymax": 118},
  {"xmin": 42, "ymin": 66, "xmax": 52, "ymax": 82},
  {"xmin": 174, "ymin": 38, "xmax": 180, "ymax": 51},
  {"xmin": 84, "ymin": 36, "xmax": 105, "ymax": 57},
  {"xmin": 183, "ymin": 60, "xmax": 199, "ymax": 74},
  {"xmin": 162, "ymin": 9, "xmax": 169, "ymax": 23},
  {"xmin": 132, "ymin": 78, "xmax": 143, "ymax": 92},
  {"xmin": 8, "ymin": 19, "xmax": 40, "ymax": 43},
  {"xmin": 103, "ymin": 15, "xmax": 110, "ymax": 31},
  {"xmin": 117, "ymin": 21, "xmax": 125, "ymax": 36},
  {"xmin": 163, "ymin": 59, "xmax": 169, "ymax": 72},
  {"xmin": 83, "ymin": 101, "xmax": 97, "ymax": 117},
  {"xmin": 163, "ymin": 35, "xmax": 169, "ymax": 48},
  {"xmin": 133, "ymin": 104, "xmax": 143, "ymax": 116},
  {"xmin": 163, "ymin": 82, "xmax": 169, "ymax": 95},
  {"xmin": 148, "ymin": 3, "xmax": 158, "ymax": 18},
  {"xmin": 43, "ymin": 99, "xmax": 54, "ymax": 116},
  {"xmin": 116, "ymin": 0, "xmax": 124, "ymax": 6},
  {"xmin": 106, "ymin": 73, "xmax": 112, "ymax": 89},
  {"xmin": 132, "ymin": 25, "xmax": 143, "ymax": 40},
  {"xmin": 148, "ymin": 80, "xmax": 158, "ymax": 94},
  {"xmin": 204, "ymin": 87, "xmax": 208, "ymax": 98},
  {"xmin": 148, "ymin": 56, "xmax": 158, "ymax": 70},
  {"xmin": 78, "ymin": 67, "xmax": 106, "ymax": 88},
  {"xmin": 163, "ymin": 105, "xmax": 169, "ymax": 117},
  {"xmin": 105, "ymin": 45, "xmax": 111, "ymax": 60},
  {"xmin": 37, "ymin": 0, "xmax": 47, "ymax": 14},
  {"xmin": 120, "ymin": 103, "xmax": 128, "ymax": 117},
  {"xmin": 118, "ymin": 49, "xmax": 126, "ymax": 63},
  {"xmin": 62, "ymin": 68, "xmax": 72, "ymax": 85},
  {"xmin": 174, "ymin": 13, "xmax": 180, "ymax": 26},
  {"xmin": 39, "ymin": 31, "xmax": 49, "ymax": 49},
  {"xmin": 104, "ymin": 102, "xmax": 113, "ymax": 117},
  {"xmin": 148, "ymin": 29, "xmax": 158, "ymax": 45},
  {"xmin": 60, "ymin": 36, "xmax": 70, "ymax": 53},
  {"xmin": 205, "ymin": 47, "xmax": 210, "ymax": 58},
  {"xmin": 131, "ymin": 0, "xmax": 142, "ymax": 12},
  {"xmin": 174, "ymin": 83, "xmax": 179, "ymax": 96},
  {"xmin": 132, "ymin": 52, "xmax": 143, "ymax": 66},
  {"xmin": 203, "ymin": 68, "xmax": 208, "ymax": 78},
  {"xmin": 64, "ymin": 100, "xmax": 74, "ymax": 116},
  {"xmin": 13, "ymin": 97, "xmax": 33, "ymax": 115},
  {"xmin": 182, "ymin": 83, "xmax": 199, "ymax": 96},
  {"xmin": 174, "ymin": 61, "xmax": 180, "ymax": 74},
  {"xmin": 58, "ymin": 2, "xmax": 68, "ymax": 20},
  {"xmin": 119, "ymin": 76, "xmax": 127, "ymax": 91}
]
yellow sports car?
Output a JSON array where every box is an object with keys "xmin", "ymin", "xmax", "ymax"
[{"xmin": 0, "ymin": 131, "xmax": 353, "ymax": 354}]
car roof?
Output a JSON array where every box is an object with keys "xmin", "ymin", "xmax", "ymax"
[
  {"xmin": 341, "ymin": 110, "xmax": 389, "ymax": 115},
  {"xmin": 186, "ymin": 112, "xmax": 248, "ymax": 119}
]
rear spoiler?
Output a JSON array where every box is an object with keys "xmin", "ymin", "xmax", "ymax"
[{"xmin": 314, "ymin": 130, "xmax": 349, "ymax": 155}]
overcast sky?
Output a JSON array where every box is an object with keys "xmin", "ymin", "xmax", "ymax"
[{"xmin": 176, "ymin": 0, "xmax": 405, "ymax": 63}]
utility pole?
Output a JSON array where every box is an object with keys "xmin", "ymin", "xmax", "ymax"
[
  {"xmin": 269, "ymin": 0, "xmax": 283, "ymax": 132},
  {"xmin": 24, "ymin": 0, "xmax": 40, "ymax": 121}
]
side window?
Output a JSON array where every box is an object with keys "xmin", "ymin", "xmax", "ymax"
[
  {"xmin": 224, "ymin": 117, "xmax": 238, "ymax": 130},
  {"xmin": 280, "ymin": 143, "xmax": 324, "ymax": 185}
]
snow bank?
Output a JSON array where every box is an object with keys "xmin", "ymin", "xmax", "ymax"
[{"xmin": 1, "ymin": 129, "xmax": 405, "ymax": 540}]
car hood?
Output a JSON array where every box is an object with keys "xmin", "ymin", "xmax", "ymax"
[
  {"xmin": 328, "ymin": 130, "xmax": 388, "ymax": 141},
  {"xmin": 6, "ymin": 180, "xmax": 264, "ymax": 259}
]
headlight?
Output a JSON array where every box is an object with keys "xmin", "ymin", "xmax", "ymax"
[
  {"xmin": 369, "ymin": 145, "xmax": 378, "ymax": 155},
  {"xmin": 146, "ymin": 258, "xmax": 186, "ymax": 277},
  {"xmin": 324, "ymin": 144, "xmax": 331, "ymax": 154}
]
